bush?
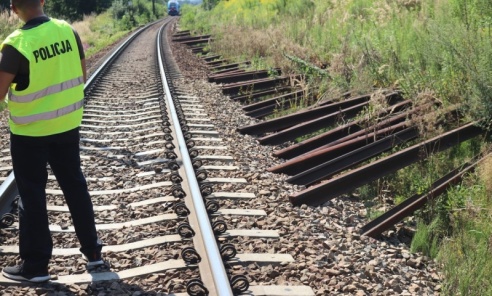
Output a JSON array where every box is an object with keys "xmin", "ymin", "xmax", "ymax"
[{"xmin": 0, "ymin": 10, "xmax": 21, "ymax": 39}]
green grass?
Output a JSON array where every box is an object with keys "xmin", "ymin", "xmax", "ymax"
[{"xmin": 436, "ymin": 177, "xmax": 492, "ymax": 295}]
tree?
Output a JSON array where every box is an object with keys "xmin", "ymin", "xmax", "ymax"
[
  {"xmin": 44, "ymin": 0, "xmax": 80, "ymax": 21},
  {"xmin": 202, "ymin": 0, "xmax": 219, "ymax": 10},
  {"xmin": 0, "ymin": 0, "xmax": 10, "ymax": 14},
  {"xmin": 44, "ymin": 0, "xmax": 113, "ymax": 21}
]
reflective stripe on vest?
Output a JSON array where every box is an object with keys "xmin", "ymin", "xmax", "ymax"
[
  {"xmin": 10, "ymin": 98, "xmax": 84, "ymax": 124},
  {"xmin": 8, "ymin": 76, "xmax": 84, "ymax": 103}
]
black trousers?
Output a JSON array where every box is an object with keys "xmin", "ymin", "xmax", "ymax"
[{"xmin": 10, "ymin": 128, "xmax": 101, "ymax": 272}]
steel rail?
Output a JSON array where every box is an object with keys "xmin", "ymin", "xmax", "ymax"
[
  {"xmin": 289, "ymin": 122, "xmax": 484, "ymax": 206},
  {"xmin": 237, "ymin": 93, "xmax": 377, "ymax": 136},
  {"xmin": 361, "ymin": 152, "xmax": 491, "ymax": 238},
  {"xmin": 212, "ymin": 68, "xmax": 243, "ymax": 75},
  {"xmin": 242, "ymin": 90, "xmax": 305, "ymax": 112},
  {"xmin": 257, "ymin": 93, "xmax": 405, "ymax": 145},
  {"xmin": 0, "ymin": 21, "xmax": 158, "ymax": 221},
  {"xmin": 157, "ymin": 26, "xmax": 234, "ymax": 296},
  {"xmin": 258, "ymin": 100, "xmax": 371, "ymax": 145},
  {"xmin": 210, "ymin": 69, "xmax": 281, "ymax": 84},
  {"xmin": 173, "ymin": 30, "xmax": 190, "ymax": 37},
  {"xmin": 221, "ymin": 75, "xmax": 288, "ymax": 95},
  {"xmin": 231, "ymin": 86, "xmax": 291, "ymax": 102},
  {"xmin": 203, "ymin": 54, "xmax": 221, "ymax": 62},
  {"xmin": 272, "ymin": 100, "xmax": 412, "ymax": 159},
  {"xmin": 275, "ymin": 106, "xmax": 460, "ymax": 176},
  {"xmin": 207, "ymin": 59, "xmax": 229, "ymax": 66},
  {"xmin": 211, "ymin": 61, "xmax": 250, "ymax": 72},
  {"xmin": 172, "ymin": 34, "xmax": 212, "ymax": 42},
  {"xmin": 269, "ymin": 120, "xmax": 412, "ymax": 175},
  {"xmin": 286, "ymin": 127, "xmax": 419, "ymax": 185},
  {"xmin": 0, "ymin": 173, "xmax": 17, "ymax": 222},
  {"xmin": 178, "ymin": 38, "xmax": 212, "ymax": 46}
]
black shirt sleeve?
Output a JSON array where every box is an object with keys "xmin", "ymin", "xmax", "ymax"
[
  {"xmin": 0, "ymin": 45, "xmax": 29, "ymax": 90},
  {"xmin": 0, "ymin": 45, "xmax": 22, "ymax": 75},
  {"xmin": 73, "ymin": 29, "xmax": 85, "ymax": 60}
]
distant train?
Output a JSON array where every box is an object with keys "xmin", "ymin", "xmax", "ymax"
[{"xmin": 168, "ymin": 0, "xmax": 180, "ymax": 16}]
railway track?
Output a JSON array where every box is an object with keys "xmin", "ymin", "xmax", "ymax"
[{"xmin": 0, "ymin": 19, "xmax": 314, "ymax": 295}]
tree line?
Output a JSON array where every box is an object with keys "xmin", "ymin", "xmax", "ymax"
[{"xmin": 0, "ymin": 0, "xmax": 161, "ymax": 21}]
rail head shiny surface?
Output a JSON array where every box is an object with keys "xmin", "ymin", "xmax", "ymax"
[
  {"xmin": 157, "ymin": 25, "xmax": 234, "ymax": 296},
  {"xmin": 0, "ymin": 174, "xmax": 17, "ymax": 217}
]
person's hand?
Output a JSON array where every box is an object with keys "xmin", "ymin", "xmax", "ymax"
[{"xmin": 0, "ymin": 100, "xmax": 7, "ymax": 112}]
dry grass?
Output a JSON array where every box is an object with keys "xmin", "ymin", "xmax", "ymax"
[
  {"xmin": 358, "ymin": 88, "xmax": 391, "ymax": 133},
  {"xmin": 69, "ymin": 12, "xmax": 126, "ymax": 58},
  {"xmin": 0, "ymin": 11, "xmax": 22, "ymax": 39},
  {"xmin": 72, "ymin": 14, "xmax": 98, "ymax": 51},
  {"xmin": 72, "ymin": 14, "xmax": 97, "ymax": 38},
  {"xmin": 211, "ymin": 26, "xmax": 314, "ymax": 74},
  {"xmin": 409, "ymin": 90, "xmax": 445, "ymax": 139},
  {"xmin": 479, "ymin": 155, "xmax": 492, "ymax": 198}
]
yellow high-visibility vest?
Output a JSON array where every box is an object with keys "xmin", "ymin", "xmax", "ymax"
[{"xmin": 2, "ymin": 19, "xmax": 84, "ymax": 136}]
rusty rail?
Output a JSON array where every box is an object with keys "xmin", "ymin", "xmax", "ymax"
[
  {"xmin": 179, "ymin": 38, "xmax": 211, "ymax": 47},
  {"xmin": 360, "ymin": 152, "xmax": 491, "ymax": 238},
  {"xmin": 286, "ymin": 127, "xmax": 419, "ymax": 185},
  {"xmin": 237, "ymin": 93, "xmax": 381, "ymax": 135},
  {"xmin": 271, "ymin": 104, "xmax": 455, "ymax": 175},
  {"xmin": 206, "ymin": 59, "xmax": 229, "ymax": 66},
  {"xmin": 271, "ymin": 101, "xmax": 450, "ymax": 168},
  {"xmin": 269, "ymin": 120, "xmax": 412, "ymax": 174},
  {"xmin": 192, "ymin": 47, "xmax": 206, "ymax": 54},
  {"xmin": 242, "ymin": 90, "xmax": 305, "ymax": 112},
  {"xmin": 208, "ymin": 70, "xmax": 246, "ymax": 80},
  {"xmin": 231, "ymin": 87, "xmax": 292, "ymax": 102},
  {"xmin": 272, "ymin": 100, "xmax": 412, "ymax": 159},
  {"xmin": 222, "ymin": 76, "xmax": 291, "ymax": 96},
  {"xmin": 245, "ymin": 95, "xmax": 313, "ymax": 119},
  {"xmin": 210, "ymin": 61, "xmax": 251, "ymax": 71},
  {"xmin": 172, "ymin": 30, "xmax": 190, "ymax": 37},
  {"xmin": 289, "ymin": 122, "xmax": 484, "ymax": 206},
  {"xmin": 203, "ymin": 55, "xmax": 221, "ymax": 62},
  {"xmin": 212, "ymin": 68, "xmax": 244, "ymax": 75},
  {"xmin": 258, "ymin": 100, "xmax": 371, "ymax": 145},
  {"xmin": 172, "ymin": 34, "xmax": 212, "ymax": 42},
  {"xmin": 210, "ymin": 69, "xmax": 281, "ymax": 84}
]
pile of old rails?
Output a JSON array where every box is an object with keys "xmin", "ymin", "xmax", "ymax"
[
  {"xmin": 172, "ymin": 31, "xmax": 489, "ymax": 237},
  {"xmin": 288, "ymin": 121, "xmax": 483, "ymax": 198},
  {"xmin": 269, "ymin": 102, "xmax": 454, "ymax": 178}
]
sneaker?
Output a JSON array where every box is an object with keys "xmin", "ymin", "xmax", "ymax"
[
  {"xmin": 2, "ymin": 264, "xmax": 50, "ymax": 283},
  {"xmin": 81, "ymin": 252, "xmax": 109, "ymax": 271}
]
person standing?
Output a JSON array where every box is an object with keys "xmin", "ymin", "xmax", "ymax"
[{"xmin": 0, "ymin": 0, "xmax": 106, "ymax": 282}]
